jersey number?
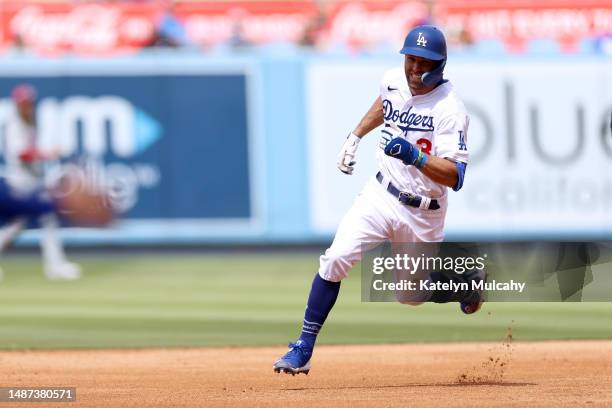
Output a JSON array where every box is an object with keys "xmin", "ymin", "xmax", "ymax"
[{"xmin": 416, "ymin": 138, "xmax": 432, "ymax": 154}]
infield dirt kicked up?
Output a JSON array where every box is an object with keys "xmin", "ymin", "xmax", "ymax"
[{"xmin": 1, "ymin": 340, "xmax": 611, "ymax": 408}]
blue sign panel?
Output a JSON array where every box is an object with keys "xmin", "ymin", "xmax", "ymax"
[{"xmin": 0, "ymin": 74, "xmax": 252, "ymax": 220}]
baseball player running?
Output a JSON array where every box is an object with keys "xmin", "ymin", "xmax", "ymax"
[
  {"xmin": 273, "ymin": 25, "xmax": 484, "ymax": 376},
  {"xmin": 0, "ymin": 84, "xmax": 99, "ymax": 280},
  {"xmin": 0, "ymin": 159, "xmax": 114, "ymax": 281}
]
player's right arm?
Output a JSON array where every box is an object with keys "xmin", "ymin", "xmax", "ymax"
[
  {"xmin": 337, "ymin": 97, "xmax": 384, "ymax": 174},
  {"xmin": 353, "ymin": 96, "xmax": 384, "ymax": 137}
]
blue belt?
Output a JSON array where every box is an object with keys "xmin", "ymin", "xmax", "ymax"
[{"xmin": 376, "ymin": 172, "xmax": 440, "ymax": 210}]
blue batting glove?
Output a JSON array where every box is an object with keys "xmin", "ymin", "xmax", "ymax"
[{"xmin": 383, "ymin": 137, "xmax": 428, "ymax": 169}]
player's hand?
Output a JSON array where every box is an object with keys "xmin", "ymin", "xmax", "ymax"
[
  {"xmin": 337, "ymin": 133, "xmax": 361, "ymax": 175},
  {"xmin": 379, "ymin": 129, "xmax": 393, "ymax": 150},
  {"xmin": 384, "ymin": 137, "xmax": 427, "ymax": 168}
]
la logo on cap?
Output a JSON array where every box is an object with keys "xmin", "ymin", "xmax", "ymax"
[{"xmin": 416, "ymin": 32, "xmax": 427, "ymax": 47}]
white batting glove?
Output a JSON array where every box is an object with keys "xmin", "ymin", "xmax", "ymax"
[
  {"xmin": 337, "ymin": 132, "xmax": 361, "ymax": 175},
  {"xmin": 379, "ymin": 128, "xmax": 394, "ymax": 150}
]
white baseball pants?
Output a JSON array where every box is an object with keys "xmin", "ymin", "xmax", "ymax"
[{"xmin": 318, "ymin": 176, "xmax": 446, "ymax": 282}]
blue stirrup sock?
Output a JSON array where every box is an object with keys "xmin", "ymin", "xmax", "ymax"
[{"xmin": 298, "ymin": 274, "xmax": 341, "ymax": 348}]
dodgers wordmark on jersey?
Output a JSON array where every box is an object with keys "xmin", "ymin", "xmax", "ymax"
[{"xmin": 377, "ymin": 67, "xmax": 469, "ymax": 207}]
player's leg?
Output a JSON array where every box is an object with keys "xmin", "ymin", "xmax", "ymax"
[
  {"xmin": 432, "ymin": 268, "xmax": 486, "ymax": 314},
  {"xmin": 0, "ymin": 217, "xmax": 27, "ymax": 281},
  {"xmin": 0, "ymin": 179, "xmax": 55, "ymax": 219},
  {"xmin": 0, "ymin": 217, "xmax": 27, "ymax": 253},
  {"xmin": 0, "ymin": 179, "xmax": 54, "ymax": 281},
  {"xmin": 0, "ymin": 178, "xmax": 50, "ymax": 253},
  {"xmin": 391, "ymin": 215, "xmax": 485, "ymax": 313},
  {"xmin": 39, "ymin": 214, "xmax": 81, "ymax": 280},
  {"xmin": 274, "ymin": 180, "xmax": 391, "ymax": 375},
  {"xmin": 0, "ymin": 176, "xmax": 110, "ymax": 281}
]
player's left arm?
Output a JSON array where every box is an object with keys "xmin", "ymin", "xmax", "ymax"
[
  {"xmin": 384, "ymin": 142, "xmax": 464, "ymax": 189},
  {"xmin": 384, "ymin": 112, "xmax": 469, "ymax": 191},
  {"xmin": 419, "ymin": 157, "xmax": 460, "ymax": 189}
]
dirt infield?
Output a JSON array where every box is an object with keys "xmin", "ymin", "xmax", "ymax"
[{"xmin": 1, "ymin": 340, "xmax": 611, "ymax": 408}]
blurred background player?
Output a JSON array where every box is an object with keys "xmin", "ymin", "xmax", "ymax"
[
  {"xmin": 0, "ymin": 164, "xmax": 114, "ymax": 277},
  {"xmin": 0, "ymin": 84, "xmax": 80, "ymax": 280}
]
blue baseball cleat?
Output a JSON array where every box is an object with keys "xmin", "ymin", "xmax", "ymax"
[
  {"xmin": 460, "ymin": 268, "xmax": 486, "ymax": 315},
  {"xmin": 273, "ymin": 340, "xmax": 312, "ymax": 375},
  {"xmin": 460, "ymin": 299, "xmax": 483, "ymax": 314}
]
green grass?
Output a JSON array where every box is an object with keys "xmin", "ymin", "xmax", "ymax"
[{"xmin": 0, "ymin": 253, "xmax": 610, "ymax": 349}]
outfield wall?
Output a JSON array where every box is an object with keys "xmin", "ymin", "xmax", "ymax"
[{"xmin": 1, "ymin": 53, "xmax": 610, "ymax": 245}]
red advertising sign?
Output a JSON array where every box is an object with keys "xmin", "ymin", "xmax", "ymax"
[
  {"xmin": 438, "ymin": 0, "xmax": 612, "ymax": 52},
  {"xmin": 0, "ymin": 1, "xmax": 610, "ymax": 56},
  {"xmin": 321, "ymin": 1, "xmax": 430, "ymax": 51},
  {"xmin": 1, "ymin": 3, "xmax": 160, "ymax": 56},
  {"xmin": 177, "ymin": 2, "xmax": 318, "ymax": 46}
]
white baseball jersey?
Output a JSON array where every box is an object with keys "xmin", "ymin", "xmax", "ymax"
[
  {"xmin": 2, "ymin": 107, "xmax": 43, "ymax": 193},
  {"xmin": 377, "ymin": 67, "xmax": 469, "ymax": 201},
  {"xmin": 318, "ymin": 67, "xmax": 471, "ymax": 282}
]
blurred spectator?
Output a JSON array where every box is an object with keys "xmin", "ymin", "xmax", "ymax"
[
  {"xmin": 458, "ymin": 28, "xmax": 474, "ymax": 48},
  {"xmin": 147, "ymin": 1, "xmax": 191, "ymax": 48},
  {"xmin": 596, "ymin": 34, "xmax": 612, "ymax": 56},
  {"xmin": 5, "ymin": 33, "xmax": 34, "ymax": 56},
  {"xmin": 416, "ymin": 0, "xmax": 436, "ymax": 26},
  {"xmin": 450, "ymin": 27, "xmax": 475, "ymax": 52},
  {"xmin": 299, "ymin": 10, "xmax": 327, "ymax": 49},
  {"xmin": 227, "ymin": 8, "xmax": 251, "ymax": 50},
  {"xmin": 0, "ymin": 84, "xmax": 81, "ymax": 280}
]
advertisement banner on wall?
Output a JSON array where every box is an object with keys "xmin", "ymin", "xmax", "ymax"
[
  {"xmin": 0, "ymin": 63, "xmax": 260, "ymax": 227},
  {"xmin": 1, "ymin": 1, "xmax": 610, "ymax": 56},
  {"xmin": 0, "ymin": 2, "xmax": 319, "ymax": 56},
  {"xmin": 438, "ymin": 0, "xmax": 612, "ymax": 52},
  {"xmin": 306, "ymin": 58, "xmax": 612, "ymax": 238}
]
